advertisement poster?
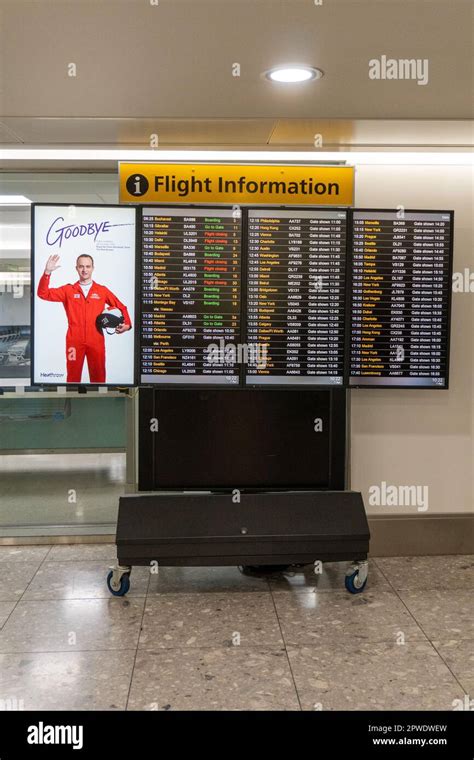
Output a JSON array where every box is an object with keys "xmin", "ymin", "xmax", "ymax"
[{"xmin": 33, "ymin": 205, "xmax": 136, "ymax": 385}]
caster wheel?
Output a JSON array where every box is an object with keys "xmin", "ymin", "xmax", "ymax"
[
  {"xmin": 345, "ymin": 569, "xmax": 367, "ymax": 594},
  {"xmin": 107, "ymin": 570, "xmax": 130, "ymax": 596}
]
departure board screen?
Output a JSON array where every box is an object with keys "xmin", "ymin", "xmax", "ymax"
[
  {"xmin": 140, "ymin": 207, "xmax": 241, "ymax": 384},
  {"xmin": 349, "ymin": 210, "xmax": 453, "ymax": 388},
  {"xmin": 246, "ymin": 208, "xmax": 347, "ymax": 385}
]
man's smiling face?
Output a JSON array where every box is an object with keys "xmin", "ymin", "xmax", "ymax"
[{"xmin": 76, "ymin": 256, "xmax": 94, "ymax": 282}]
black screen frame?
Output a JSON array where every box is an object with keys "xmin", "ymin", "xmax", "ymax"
[
  {"xmin": 243, "ymin": 204, "xmax": 349, "ymax": 390},
  {"xmin": 346, "ymin": 208, "xmax": 454, "ymax": 390},
  {"xmin": 137, "ymin": 203, "xmax": 245, "ymax": 390},
  {"xmin": 137, "ymin": 203, "xmax": 350, "ymax": 391},
  {"xmin": 138, "ymin": 386, "xmax": 347, "ymax": 492}
]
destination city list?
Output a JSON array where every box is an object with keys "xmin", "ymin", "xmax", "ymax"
[
  {"xmin": 350, "ymin": 210, "xmax": 452, "ymax": 387},
  {"xmin": 140, "ymin": 207, "xmax": 241, "ymax": 384},
  {"xmin": 246, "ymin": 208, "xmax": 347, "ymax": 386}
]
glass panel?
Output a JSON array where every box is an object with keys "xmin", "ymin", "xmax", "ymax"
[
  {"xmin": 0, "ymin": 204, "xmax": 31, "ymax": 386},
  {"xmin": 0, "ymin": 173, "xmax": 128, "ymax": 537}
]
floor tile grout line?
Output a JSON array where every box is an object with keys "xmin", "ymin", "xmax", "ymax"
[
  {"xmin": 369, "ymin": 554, "xmax": 474, "ymax": 593},
  {"xmin": 370, "ymin": 558, "xmax": 399, "ymax": 593},
  {"xmin": 0, "ymin": 602, "xmax": 19, "ymax": 632},
  {"xmin": 14, "ymin": 596, "xmax": 149, "ymax": 602},
  {"xmin": 9, "ymin": 588, "xmax": 413, "ymax": 601},
  {"xmin": 0, "ymin": 648, "xmax": 140, "ymax": 655},
  {"xmin": 268, "ymin": 588, "xmax": 390, "ymax": 594},
  {"xmin": 41, "ymin": 559, "xmax": 119, "ymax": 563},
  {"xmin": 125, "ymin": 567, "xmax": 151, "ymax": 710},
  {"xmin": 384, "ymin": 585, "xmax": 433, "ymax": 642},
  {"xmin": 2, "ymin": 642, "xmax": 387, "ymax": 655},
  {"xmin": 6, "ymin": 590, "xmax": 271, "ymax": 601},
  {"xmin": 8, "ymin": 550, "xmax": 151, "ymax": 603},
  {"xmin": 135, "ymin": 635, "xmax": 428, "ymax": 651},
  {"xmin": 427, "ymin": 639, "xmax": 470, "ymax": 695},
  {"xmin": 0, "ymin": 591, "xmax": 146, "ymax": 604},
  {"xmin": 387, "ymin": 584, "xmax": 469, "ymax": 690},
  {"xmin": 0, "ymin": 558, "xmax": 117, "ymax": 566},
  {"xmin": 137, "ymin": 635, "xmax": 432, "ymax": 649},
  {"xmin": 19, "ymin": 558, "xmax": 123, "ymax": 565},
  {"xmin": 457, "ymin": 679, "xmax": 473, "ymax": 696},
  {"xmin": 3, "ymin": 635, "xmax": 474, "ymax": 656},
  {"xmin": 17, "ymin": 545, "xmax": 54, "ymax": 602},
  {"xmin": 0, "ymin": 545, "xmax": 54, "ymax": 630},
  {"xmin": 7, "ymin": 586, "xmax": 410, "ymax": 604},
  {"xmin": 260, "ymin": 588, "xmax": 408, "ymax": 598},
  {"xmin": 268, "ymin": 579, "xmax": 303, "ymax": 711},
  {"xmin": 15, "ymin": 588, "xmax": 474, "ymax": 599}
]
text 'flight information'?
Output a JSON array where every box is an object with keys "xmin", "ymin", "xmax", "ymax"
[
  {"xmin": 140, "ymin": 207, "xmax": 241, "ymax": 384},
  {"xmin": 246, "ymin": 208, "xmax": 347, "ymax": 385},
  {"xmin": 349, "ymin": 210, "xmax": 453, "ymax": 387}
]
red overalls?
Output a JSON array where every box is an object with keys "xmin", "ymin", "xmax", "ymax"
[{"xmin": 37, "ymin": 274, "xmax": 132, "ymax": 383}]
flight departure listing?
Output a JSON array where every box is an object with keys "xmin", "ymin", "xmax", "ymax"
[
  {"xmin": 246, "ymin": 209, "xmax": 347, "ymax": 385},
  {"xmin": 140, "ymin": 207, "xmax": 241, "ymax": 384},
  {"xmin": 349, "ymin": 210, "xmax": 453, "ymax": 388}
]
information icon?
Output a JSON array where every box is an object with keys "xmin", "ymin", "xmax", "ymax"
[{"xmin": 126, "ymin": 174, "xmax": 149, "ymax": 197}]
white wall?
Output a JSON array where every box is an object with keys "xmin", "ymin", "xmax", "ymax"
[{"xmin": 351, "ymin": 163, "xmax": 473, "ymax": 515}]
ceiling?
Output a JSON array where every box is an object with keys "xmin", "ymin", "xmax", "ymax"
[{"xmin": 0, "ymin": 0, "xmax": 473, "ymax": 154}]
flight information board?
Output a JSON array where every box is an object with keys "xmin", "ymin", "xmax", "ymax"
[
  {"xmin": 245, "ymin": 208, "xmax": 347, "ymax": 385},
  {"xmin": 140, "ymin": 207, "xmax": 241, "ymax": 384},
  {"xmin": 349, "ymin": 210, "xmax": 453, "ymax": 388}
]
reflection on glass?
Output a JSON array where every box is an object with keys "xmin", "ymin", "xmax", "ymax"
[{"xmin": 0, "ymin": 205, "xmax": 31, "ymax": 386}]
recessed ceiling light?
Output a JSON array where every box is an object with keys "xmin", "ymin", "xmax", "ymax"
[{"xmin": 265, "ymin": 66, "xmax": 323, "ymax": 83}]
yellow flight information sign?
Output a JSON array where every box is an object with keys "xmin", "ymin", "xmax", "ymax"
[{"xmin": 119, "ymin": 163, "xmax": 354, "ymax": 206}]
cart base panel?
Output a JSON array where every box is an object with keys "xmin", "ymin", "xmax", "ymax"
[{"xmin": 116, "ymin": 490, "xmax": 370, "ymax": 566}]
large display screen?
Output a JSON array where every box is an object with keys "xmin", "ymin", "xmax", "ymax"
[
  {"xmin": 245, "ymin": 208, "xmax": 347, "ymax": 386},
  {"xmin": 138, "ymin": 388, "xmax": 346, "ymax": 490},
  {"xmin": 32, "ymin": 204, "xmax": 137, "ymax": 386},
  {"xmin": 140, "ymin": 207, "xmax": 241, "ymax": 384},
  {"xmin": 349, "ymin": 210, "xmax": 453, "ymax": 388}
]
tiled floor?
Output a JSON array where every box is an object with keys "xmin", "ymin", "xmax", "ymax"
[{"xmin": 0, "ymin": 546, "xmax": 472, "ymax": 711}]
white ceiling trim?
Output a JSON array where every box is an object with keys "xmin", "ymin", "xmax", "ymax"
[{"xmin": 0, "ymin": 149, "xmax": 473, "ymax": 166}]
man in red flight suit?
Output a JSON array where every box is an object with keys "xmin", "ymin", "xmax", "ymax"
[{"xmin": 37, "ymin": 254, "xmax": 132, "ymax": 383}]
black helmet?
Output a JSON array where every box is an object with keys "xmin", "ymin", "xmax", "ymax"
[{"xmin": 95, "ymin": 308, "xmax": 124, "ymax": 335}]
